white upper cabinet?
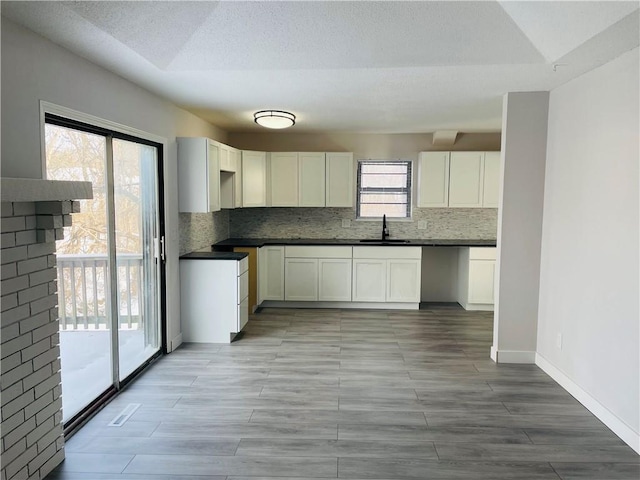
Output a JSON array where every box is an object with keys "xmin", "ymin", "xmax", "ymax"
[
  {"xmin": 482, "ymin": 151, "xmax": 501, "ymax": 208},
  {"xmin": 417, "ymin": 152, "xmax": 450, "ymax": 207},
  {"xmin": 448, "ymin": 152, "xmax": 484, "ymax": 208},
  {"xmin": 299, "ymin": 152, "xmax": 326, "ymax": 207},
  {"xmin": 242, "ymin": 151, "xmax": 267, "ymax": 207},
  {"xmin": 219, "ymin": 143, "xmax": 236, "ymax": 172},
  {"xmin": 219, "ymin": 146, "xmax": 242, "ymax": 210},
  {"xmin": 178, "ymin": 137, "xmax": 220, "ymax": 213},
  {"xmin": 325, "ymin": 152, "xmax": 354, "ymax": 207},
  {"xmin": 231, "ymin": 148, "xmax": 243, "ymax": 208},
  {"xmin": 416, "ymin": 151, "xmax": 499, "ymax": 209},
  {"xmin": 270, "ymin": 152, "xmax": 299, "ymax": 207}
]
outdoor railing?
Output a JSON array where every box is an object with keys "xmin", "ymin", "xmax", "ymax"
[{"xmin": 56, "ymin": 253, "xmax": 143, "ymax": 330}]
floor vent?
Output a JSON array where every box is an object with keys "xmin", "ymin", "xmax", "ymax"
[{"xmin": 108, "ymin": 403, "xmax": 141, "ymax": 427}]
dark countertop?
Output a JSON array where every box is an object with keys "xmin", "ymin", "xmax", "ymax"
[
  {"xmin": 180, "ymin": 251, "xmax": 248, "ymax": 260},
  {"xmin": 213, "ymin": 238, "xmax": 497, "ymax": 249}
]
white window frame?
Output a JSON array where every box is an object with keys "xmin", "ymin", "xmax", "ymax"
[{"xmin": 356, "ymin": 160, "xmax": 412, "ymax": 219}]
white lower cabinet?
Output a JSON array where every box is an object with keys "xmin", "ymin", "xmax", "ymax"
[
  {"xmin": 352, "ymin": 259, "xmax": 386, "ymax": 302},
  {"xmin": 457, "ymin": 247, "xmax": 496, "ymax": 310},
  {"xmin": 318, "ymin": 259, "xmax": 352, "ymax": 301},
  {"xmin": 283, "ymin": 246, "xmax": 352, "ymax": 302},
  {"xmin": 180, "ymin": 256, "xmax": 249, "ymax": 343},
  {"xmin": 258, "ymin": 245, "xmax": 422, "ymax": 308},
  {"xmin": 352, "ymin": 247, "xmax": 422, "ymax": 304},
  {"xmin": 258, "ymin": 246, "xmax": 285, "ymax": 301},
  {"xmin": 387, "ymin": 259, "xmax": 421, "ymax": 303},
  {"xmin": 285, "ymin": 258, "xmax": 318, "ymax": 301}
]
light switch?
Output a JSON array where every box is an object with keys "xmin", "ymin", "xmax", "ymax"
[
  {"xmin": 342, "ymin": 219, "xmax": 351, "ymax": 228},
  {"xmin": 418, "ymin": 221, "xmax": 427, "ymax": 230}
]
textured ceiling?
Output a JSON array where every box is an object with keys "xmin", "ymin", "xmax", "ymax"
[{"xmin": 2, "ymin": 1, "xmax": 638, "ymax": 133}]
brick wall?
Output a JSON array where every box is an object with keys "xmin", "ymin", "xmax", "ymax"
[{"xmin": 1, "ymin": 200, "xmax": 78, "ymax": 480}]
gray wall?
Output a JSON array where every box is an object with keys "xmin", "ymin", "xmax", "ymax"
[{"xmin": 492, "ymin": 91, "xmax": 549, "ymax": 363}]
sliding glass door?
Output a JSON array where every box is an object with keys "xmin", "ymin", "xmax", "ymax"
[
  {"xmin": 112, "ymin": 139, "xmax": 161, "ymax": 380},
  {"xmin": 45, "ymin": 115, "xmax": 163, "ymax": 425}
]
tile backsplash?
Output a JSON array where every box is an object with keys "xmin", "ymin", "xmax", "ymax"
[
  {"xmin": 179, "ymin": 210, "xmax": 229, "ymax": 254},
  {"xmin": 229, "ymin": 207, "xmax": 497, "ymax": 240}
]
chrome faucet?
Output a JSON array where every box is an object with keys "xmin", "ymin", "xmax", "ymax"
[{"xmin": 382, "ymin": 214, "xmax": 390, "ymax": 241}]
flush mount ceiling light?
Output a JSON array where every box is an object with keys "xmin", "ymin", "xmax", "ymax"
[{"xmin": 254, "ymin": 110, "xmax": 296, "ymax": 129}]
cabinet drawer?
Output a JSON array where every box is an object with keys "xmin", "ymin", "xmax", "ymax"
[
  {"xmin": 237, "ymin": 297, "xmax": 249, "ymax": 332},
  {"xmin": 238, "ymin": 256, "xmax": 249, "ymax": 275},
  {"xmin": 469, "ymin": 247, "xmax": 496, "ymax": 260},
  {"xmin": 238, "ymin": 271, "xmax": 249, "ymax": 304},
  {"xmin": 285, "ymin": 246, "xmax": 352, "ymax": 258},
  {"xmin": 353, "ymin": 246, "xmax": 421, "ymax": 260}
]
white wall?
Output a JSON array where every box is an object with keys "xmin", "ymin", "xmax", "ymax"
[
  {"xmin": 537, "ymin": 48, "xmax": 639, "ymax": 452},
  {"xmin": 492, "ymin": 92, "xmax": 549, "ymax": 363},
  {"xmin": 1, "ymin": 17, "xmax": 227, "ymax": 351}
]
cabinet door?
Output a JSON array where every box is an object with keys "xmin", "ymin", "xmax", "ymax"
[
  {"xmin": 352, "ymin": 259, "xmax": 386, "ymax": 302},
  {"xmin": 242, "ymin": 151, "xmax": 267, "ymax": 207},
  {"xmin": 219, "ymin": 144, "xmax": 232, "ymax": 172},
  {"xmin": 285, "ymin": 258, "xmax": 318, "ymax": 301},
  {"xmin": 233, "ymin": 149, "xmax": 243, "ymax": 208},
  {"xmin": 387, "ymin": 259, "xmax": 421, "ymax": 303},
  {"xmin": 449, "ymin": 152, "xmax": 484, "ymax": 208},
  {"xmin": 299, "ymin": 153, "xmax": 326, "ymax": 207},
  {"xmin": 270, "ymin": 152, "xmax": 299, "ymax": 206},
  {"xmin": 326, "ymin": 153, "xmax": 354, "ymax": 207},
  {"xmin": 417, "ymin": 152, "xmax": 450, "ymax": 207},
  {"xmin": 178, "ymin": 137, "xmax": 209, "ymax": 213},
  {"xmin": 207, "ymin": 141, "xmax": 221, "ymax": 212},
  {"xmin": 258, "ymin": 246, "xmax": 284, "ymax": 301},
  {"xmin": 482, "ymin": 152, "xmax": 500, "ymax": 208},
  {"xmin": 468, "ymin": 259, "xmax": 495, "ymax": 304},
  {"xmin": 318, "ymin": 259, "xmax": 352, "ymax": 301}
]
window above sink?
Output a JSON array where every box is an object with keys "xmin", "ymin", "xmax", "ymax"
[{"xmin": 356, "ymin": 160, "xmax": 412, "ymax": 219}]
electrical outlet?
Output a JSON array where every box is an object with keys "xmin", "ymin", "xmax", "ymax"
[
  {"xmin": 418, "ymin": 221, "xmax": 427, "ymax": 230},
  {"xmin": 556, "ymin": 333, "xmax": 563, "ymax": 350},
  {"xmin": 341, "ymin": 219, "xmax": 351, "ymax": 228}
]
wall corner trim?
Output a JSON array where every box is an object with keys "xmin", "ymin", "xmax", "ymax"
[
  {"xmin": 535, "ymin": 353, "xmax": 640, "ymax": 454},
  {"xmin": 492, "ymin": 349, "xmax": 536, "ymax": 364}
]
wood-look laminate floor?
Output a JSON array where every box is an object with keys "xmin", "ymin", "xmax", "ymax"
[{"xmin": 48, "ymin": 307, "xmax": 639, "ymax": 480}]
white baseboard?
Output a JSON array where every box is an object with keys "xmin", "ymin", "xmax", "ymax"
[
  {"xmin": 490, "ymin": 345, "xmax": 498, "ymax": 362},
  {"xmin": 491, "ymin": 349, "xmax": 536, "ymax": 364},
  {"xmin": 463, "ymin": 303, "xmax": 494, "ymax": 311},
  {"xmin": 169, "ymin": 333, "xmax": 183, "ymax": 353},
  {"xmin": 260, "ymin": 301, "xmax": 420, "ymax": 310},
  {"xmin": 536, "ymin": 353, "xmax": 640, "ymax": 454}
]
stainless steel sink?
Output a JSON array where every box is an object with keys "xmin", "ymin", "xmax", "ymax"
[{"xmin": 359, "ymin": 239, "xmax": 411, "ymax": 244}]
